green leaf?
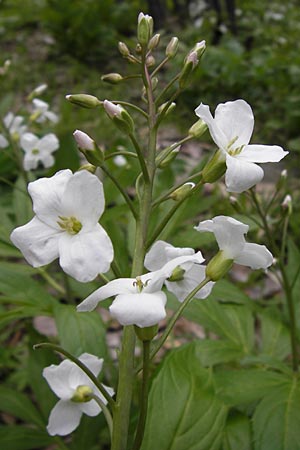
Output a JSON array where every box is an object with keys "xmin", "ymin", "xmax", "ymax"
[
  {"xmin": 0, "ymin": 386, "xmax": 45, "ymax": 428},
  {"xmin": 253, "ymin": 377, "xmax": 300, "ymax": 450},
  {"xmin": 214, "ymin": 369, "xmax": 288, "ymax": 406},
  {"xmin": 141, "ymin": 342, "xmax": 228, "ymax": 450},
  {"xmin": 194, "ymin": 339, "xmax": 245, "ymax": 366},
  {"xmin": 0, "ymin": 425, "xmax": 53, "ymax": 450},
  {"xmin": 259, "ymin": 311, "xmax": 291, "ymax": 359},
  {"xmin": 222, "ymin": 412, "xmax": 252, "ymax": 450},
  {"xmin": 54, "ymin": 304, "xmax": 107, "ymax": 357}
]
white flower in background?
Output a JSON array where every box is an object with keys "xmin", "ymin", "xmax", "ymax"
[
  {"xmin": 10, "ymin": 170, "xmax": 114, "ymax": 282},
  {"xmin": 31, "ymin": 98, "xmax": 59, "ymax": 124},
  {"xmin": 43, "ymin": 353, "xmax": 114, "ymax": 436},
  {"xmin": 195, "ymin": 100, "xmax": 288, "ymax": 193},
  {"xmin": 0, "ymin": 112, "xmax": 27, "ymax": 148},
  {"xmin": 20, "ymin": 132, "xmax": 59, "ymax": 171},
  {"xmin": 144, "ymin": 240, "xmax": 214, "ymax": 301},
  {"xmin": 113, "ymin": 155, "xmax": 127, "ymax": 167},
  {"xmin": 195, "ymin": 215, "xmax": 273, "ymax": 270}
]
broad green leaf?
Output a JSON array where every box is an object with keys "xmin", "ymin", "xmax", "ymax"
[
  {"xmin": 194, "ymin": 339, "xmax": 245, "ymax": 366},
  {"xmin": 214, "ymin": 369, "xmax": 288, "ymax": 406},
  {"xmin": 0, "ymin": 425, "xmax": 53, "ymax": 450},
  {"xmin": 0, "ymin": 386, "xmax": 44, "ymax": 428},
  {"xmin": 253, "ymin": 377, "xmax": 300, "ymax": 450},
  {"xmin": 259, "ymin": 311, "xmax": 291, "ymax": 359},
  {"xmin": 54, "ymin": 304, "xmax": 107, "ymax": 358},
  {"xmin": 141, "ymin": 342, "xmax": 228, "ymax": 450},
  {"xmin": 208, "ymin": 279, "xmax": 250, "ymax": 305},
  {"xmin": 222, "ymin": 412, "xmax": 252, "ymax": 450}
]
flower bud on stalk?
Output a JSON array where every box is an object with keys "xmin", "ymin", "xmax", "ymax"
[
  {"xmin": 101, "ymin": 73, "xmax": 123, "ymax": 84},
  {"xmin": 166, "ymin": 37, "xmax": 179, "ymax": 58},
  {"xmin": 188, "ymin": 119, "xmax": 207, "ymax": 138},
  {"xmin": 27, "ymin": 83, "xmax": 48, "ymax": 100},
  {"xmin": 158, "ymin": 101, "xmax": 176, "ymax": 116},
  {"xmin": 205, "ymin": 251, "xmax": 234, "ymax": 281},
  {"xmin": 282, "ymin": 194, "xmax": 292, "ymax": 215},
  {"xmin": 149, "ymin": 33, "xmax": 160, "ymax": 50},
  {"xmin": 137, "ymin": 12, "xmax": 153, "ymax": 46},
  {"xmin": 158, "ymin": 148, "xmax": 179, "ymax": 169},
  {"xmin": 73, "ymin": 130, "xmax": 104, "ymax": 166},
  {"xmin": 146, "ymin": 55, "xmax": 156, "ymax": 67},
  {"xmin": 118, "ymin": 41, "xmax": 130, "ymax": 57},
  {"xmin": 169, "ymin": 182, "xmax": 195, "ymax": 201},
  {"xmin": 66, "ymin": 94, "xmax": 101, "ymax": 109},
  {"xmin": 179, "ymin": 40, "xmax": 206, "ymax": 88},
  {"xmin": 103, "ymin": 100, "xmax": 134, "ymax": 135},
  {"xmin": 201, "ymin": 149, "xmax": 226, "ymax": 184}
]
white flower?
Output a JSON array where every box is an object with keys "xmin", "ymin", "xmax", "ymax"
[
  {"xmin": 195, "ymin": 100, "xmax": 288, "ymax": 193},
  {"xmin": 73, "ymin": 130, "xmax": 95, "ymax": 150},
  {"xmin": 20, "ymin": 132, "xmax": 59, "ymax": 170},
  {"xmin": 195, "ymin": 215, "xmax": 273, "ymax": 269},
  {"xmin": 32, "ymin": 98, "xmax": 59, "ymax": 124},
  {"xmin": 43, "ymin": 353, "xmax": 114, "ymax": 436},
  {"xmin": 0, "ymin": 112, "xmax": 27, "ymax": 148},
  {"xmin": 144, "ymin": 240, "xmax": 214, "ymax": 302},
  {"xmin": 10, "ymin": 169, "xmax": 114, "ymax": 282},
  {"xmin": 113, "ymin": 155, "xmax": 127, "ymax": 167}
]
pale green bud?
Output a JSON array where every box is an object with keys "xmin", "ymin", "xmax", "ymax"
[
  {"xmin": 188, "ymin": 119, "xmax": 207, "ymax": 138},
  {"xmin": 137, "ymin": 12, "xmax": 153, "ymax": 46},
  {"xmin": 202, "ymin": 149, "xmax": 226, "ymax": 184},
  {"xmin": 118, "ymin": 41, "xmax": 130, "ymax": 57},
  {"xmin": 229, "ymin": 196, "xmax": 243, "ymax": 214},
  {"xmin": 170, "ymin": 182, "xmax": 195, "ymax": 201},
  {"xmin": 167, "ymin": 266, "xmax": 185, "ymax": 281},
  {"xmin": 149, "ymin": 33, "xmax": 160, "ymax": 50},
  {"xmin": 135, "ymin": 324, "xmax": 158, "ymax": 341},
  {"xmin": 166, "ymin": 37, "xmax": 179, "ymax": 58},
  {"xmin": 27, "ymin": 83, "xmax": 48, "ymax": 100},
  {"xmin": 135, "ymin": 43, "xmax": 142, "ymax": 54},
  {"xmin": 158, "ymin": 148, "xmax": 179, "ymax": 168},
  {"xmin": 281, "ymin": 194, "xmax": 292, "ymax": 215},
  {"xmin": 205, "ymin": 251, "xmax": 233, "ymax": 281},
  {"xmin": 179, "ymin": 40, "xmax": 206, "ymax": 88},
  {"xmin": 103, "ymin": 100, "xmax": 134, "ymax": 135},
  {"xmin": 66, "ymin": 94, "xmax": 101, "ymax": 109},
  {"xmin": 146, "ymin": 55, "xmax": 156, "ymax": 67},
  {"xmin": 72, "ymin": 385, "xmax": 93, "ymax": 403},
  {"xmin": 276, "ymin": 169, "xmax": 287, "ymax": 190},
  {"xmin": 101, "ymin": 73, "xmax": 123, "ymax": 84},
  {"xmin": 158, "ymin": 101, "xmax": 176, "ymax": 116},
  {"xmin": 78, "ymin": 163, "xmax": 97, "ymax": 174}
]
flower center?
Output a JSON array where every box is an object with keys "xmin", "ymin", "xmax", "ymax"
[
  {"xmin": 226, "ymin": 136, "xmax": 245, "ymax": 156},
  {"xmin": 32, "ymin": 148, "xmax": 40, "ymax": 155},
  {"xmin": 133, "ymin": 276, "xmax": 149, "ymax": 292},
  {"xmin": 71, "ymin": 385, "xmax": 93, "ymax": 403},
  {"xmin": 57, "ymin": 216, "xmax": 82, "ymax": 234}
]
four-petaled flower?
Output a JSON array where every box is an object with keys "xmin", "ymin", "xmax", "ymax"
[
  {"xmin": 0, "ymin": 112, "xmax": 27, "ymax": 148},
  {"xmin": 144, "ymin": 240, "xmax": 214, "ymax": 302},
  {"xmin": 10, "ymin": 169, "xmax": 114, "ymax": 282},
  {"xmin": 20, "ymin": 132, "xmax": 59, "ymax": 170},
  {"xmin": 31, "ymin": 98, "xmax": 59, "ymax": 124},
  {"xmin": 195, "ymin": 215, "xmax": 273, "ymax": 270},
  {"xmin": 43, "ymin": 353, "xmax": 114, "ymax": 436},
  {"xmin": 195, "ymin": 100, "xmax": 288, "ymax": 193}
]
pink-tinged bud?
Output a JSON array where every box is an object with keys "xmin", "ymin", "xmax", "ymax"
[
  {"xmin": 193, "ymin": 40, "xmax": 206, "ymax": 58},
  {"xmin": 166, "ymin": 37, "xmax": 179, "ymax": 58},
  {"xmin": 282, "ymin": 194, "xmax": 292, "ymax": 214},
  {"xmin": 146, "ymin": 55, "xmax": 155, "ymax": 67},
  {"xmin": 103, "ymin": 100, "xmax": 122, "ymax": 118},
  {"xmin": 73, "ymin": 130, "xmax": 94, "ymax": 150},
  {"xmin": 66, "ymin": 94, "xmax": 101, "ymax": 109},
  {"xmin": 103, "ymin": 100, "xmax": 134, "ymax": 135}
]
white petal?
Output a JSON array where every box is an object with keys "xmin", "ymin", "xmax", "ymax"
[
  {"xmin": 23, "ymin": 153, "xmax": 39, "ymax": 171},
  {"xmin": 77, "ymin": 278, "xmax": 136, "ymax": 312},
  {"xmin": 79, "ymin": 399, "xmax": 101, "ymax": 417},
  {"xmin": 234, "ymin": 243, "xmax": 273, "ymax": 269},
  {"xmin": 20, "ymin": 133, "xmax": 39, "ymax": 152},
  {"xmin": 58, "ymin": 224, "xmax": 113, "ymax": 282},
  {"xmin": 37, "ymin": 133, "xmax": 59, "ymax": 153},
  {"xmin": 214, "ymin": 100, "xmax": 254, "ymax": 148},
  {"xmin": 28, "ymin": 169, "xmax": 72, "ymax": 228},
  {"xmin": 10, "ymin": 216, "xmax": 60, "ymax": 267},
  {"xmin": 195, "ymin": 215, "xmax": 248, "ymax": 258},
  {"xmin": 195, "ymin": 103, "xmax": 227, "ymax": 150},
  {"xmin": 144, "ymin": 240, "xmax": 194, "ymax": 271},
  {"xmin": 43, "ymin": 359, "xmax": 75, "ymax": 400},
  {"xmin": 33, "ymin": 98, "xmax": 48, "ymax": 112},
  {"xmin": 0, "ymin": 134, "xmax": 9, "ymax": 148},
  {"xmin": 41, "ymin": 153, "xmax": 55, "ymax": 168},
  {"xmin": 61, "ymin": 171, "xmax": 105, "ymax": 226},
  {"xmin": 165, "ymin": 264, "xmax": 214, "ymax": 302},
  {"xmin": 45, "ymin": 111, "xmax": 59, "ymax": 123},
  {"xmin": 225, "ymin": 154, "xmax": 264, "ymax": 193},
  {"xmin": 78, "ymin": 353, "xmax": 104, "ymax": 376},
  {"xmin": 4, "ymin": 112, "xmax": 14, "ymax": 128},
  {"xmin": 109, "ymin": 291, "xmax": 167, "ymax": 327},
  {"xmin": 237, "ymin": 144, "xmax": 288, "ymax": 163},
  {"xmin": 47, "ymin": 400, "xmax": 82, "ymax": 436},
  {"xmin": 10, "ymin": 116, "xmax": 25, "ymax": 134}
]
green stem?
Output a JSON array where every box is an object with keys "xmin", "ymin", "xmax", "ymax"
[
  {"xmin": 129, "ymin": 132, "xmax": 150, "ymax": 183},
  {"xmin": 155, "ymin": 74, "xmax": 180, "ymax": 105},
  {"xmin": 33, "ymin": 343, "xmax": 115, "ymax": 409},
  {"xmin": 54, "ymin": 437, "xmax": 69, "ymax": 450},
  {"xmin": 111, "ymin": 101, "xmax": 148, "ymax": 119},
  {"xmin": 151, "ymin": 56, "xmax": 170, "ymax": 77},
  {"xmin": 101, "ymin": 164, "xmax": 138, "ymax": 219},
  {"xmin": 132, "ymin": 341, "xmax": 151, "ymax": 450},
  {"xmin": 37, "ymin": 268, "xmax": 66, "ymax": 295},
  {"xmin": 104, "ymin": 151, "xmax": 138, "ymax": 161},
  {"xmin": 90, "ymin": 394, "xmax": 113, "ymax": 439},
  {"xmin": 155, "ymin": 135, "xmax": 192, "ymax": 166}
]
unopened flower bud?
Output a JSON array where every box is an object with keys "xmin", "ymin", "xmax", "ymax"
[
  {"xmin": 118, "ymin": 41, "xmax": 130, "ymax": 57},
  {"xmin": 158, "ymin": 101, "xmax": 176, "ymax": 116},
  {"xmin": 135, "ymin": 324, "xmax": 158, "ymax": 341},
  {"xmin": 78, "ymin": 163, "xmax": 97, "ymax": 174},
  {"xmin": 202, "ymin": 149, "xmax": 226, "ymax": 184},
  {"xmin": 136, "ymin": 43, "xmax": 142, "ymax": 54},
  {"xmin": 149, "ymin": 33, "xmax": 160, "ymax": 50},
  {"xmin": 158, "ymin": 148, "xmax": 179, "ymax": 168},
  {"xmin": 282, "ymin": 194, "xmax": 292, "ymax": 215},
  {"xmin": 170, "ymin": 182, "xmax": 195, "ymax": 201},
  {"xmin": 103, "ymin": 100, "xmax": 134, "ymax": 135},
  {"xmin": 168, "ymin": 266, "xmax": 185, "ymax": 282},
  {"xmin": 205, "ymin": 251, "xmax": 234, "ymax": 281},
  {"xmin": 276, "ymin": 169, "xmax": 288, "ymax": 190},
  {"xmin": 137, "ymin": 12, "xmax": 153, "ymax": 46},
  {"xmin": 0, "ymin": 59, "xmax": 11, "ymax": 75},
  {"xmin": 188, "ymin": 119, "xmax": 207, "ymax": 138},
  {"xmin": 66, "ymin": 94, "xmax": 101, "ymax": 109},
  {"xmin": 166, "ymin": 37, "xmax": 179, "ymax": 58},
  {"xmin": 229, "ymin": 196, "xmax": 243, "ymax": 214},
  {"xmin": 27, "ymin": 83, "xmax": 48, "ymax": 100},
  {"xmin": 193, "ymin": 40, "xmax": 206, "ymax": 59},
  {"xmin": 73, "ymin": 130, "xmax": 104, "ymax": 166},
  {"xmin": 146, "ymin": 55, "xmax": 156, "ymax": 67},
  {"xmin": 101, "ymin": 73, "xmax": 123, "ymax": 84},
  {"xmin": 179, "ymin": 41, "xmax": 206, "ymax": 88},
  {"xmin": 151, "ymin": 76, "xmax": 158, "ymax": 90},
  {"xmin": 72, "ymin": 385, "xmax": 93, "ymax": 403}
]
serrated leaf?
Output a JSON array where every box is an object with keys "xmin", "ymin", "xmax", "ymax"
[
  {"xmin": 0, "ymin": 386, "xmax": 45, "ymax": 428},
  {"xmin": 222, "ymin": 412, "xmax": 252, "ymax": 450},
  {"xmin": 141, "ymin": 342, "xmax": 228, "ymax": 450},
  {"xmin": 0, "ymin": 425, "xmax": 53, "ymax": 450},
  {"xmin": 253, "ymin": 377, "xmax": 300, "ymax": 450},
  {"xmin": 214, "ymin": 369, "xmax": 288, "ymax": 406},
  {"xmin": 54, "ymin": 304, "xmax": 107, "ymax": 358}
]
